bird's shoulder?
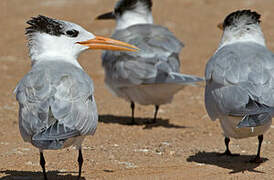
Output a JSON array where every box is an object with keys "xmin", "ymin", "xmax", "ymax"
[
  {"xmin": 206, "ymin": 43, "xmax": 274, "ymax": 109},
  {"xmin": 118, "ymin": 24, "xmax": 183, "ymax": 53},
  {"xmin": 101, "ymin": 24, "xmax": 183, "ymax": 83},
  {"xmin": 15, "ymin": 61, "xmax": 93, "ymax": 103},
  {"xmin": 205, "ymin": 42, "xmax": 274, "ymax": 85},
  {"xmin": 104, "ymin": 24, "xmax": 183, "ymax": 60}
]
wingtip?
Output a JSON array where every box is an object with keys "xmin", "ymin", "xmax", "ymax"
[
  {"xmin": 237, "ymin": 112, "xmax": 272, "ymax": 128},
  {"xmin": 236, "ymin": 121, "xmax": 248, "ymax": 128}
]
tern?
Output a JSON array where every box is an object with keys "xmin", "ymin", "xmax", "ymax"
[
  {"xmin": 205, "ymin": 10, "xmax": 274, "ymax": 162},
  {"xmin": 96, "ymin": 0, "xmax": 204, "ymax": 124},
  {"xmin": 14, "ymin": 15, "xmax": 138, "ymax": 180}
]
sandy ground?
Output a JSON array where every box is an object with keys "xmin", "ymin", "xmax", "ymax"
[{"xmin": 1, "ymin": 0, "xmax": 274, "ymax": 179}]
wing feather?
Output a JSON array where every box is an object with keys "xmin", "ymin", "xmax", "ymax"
[
  {"xmin": 15, "ymin": 61, "xmax": 98, "ymax": 149},
  {"xmin": 102, "ymin": 24, "xmax": 185, "ymax": 86},
  {"xmin": 205, "ymin": 42, "xmax": 274, "ymax": 126}
]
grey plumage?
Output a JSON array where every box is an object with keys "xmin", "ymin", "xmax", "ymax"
[
  {"xmin": 205, "ymin": 42, "xmax": 274, "ymax": 162},
  {"xmin": 98, "ymin": 0, "xmax": 204, "ymax": 123},
  {"xmin": 17, "ymin": 14, "xmax": 139, "ymax": 179},
  {"xmin": 205, "ymin": 42, "xmax": 274, "ymax": 129},
  {"xmin": 205, "ymin": 9, "xmax": 271, "ymax": 162},
  {"xmin": 102, "ymin": 24, "xmax": 203, "ymax": 106},
  {"xmin": 15, "ymin": 61, "xmax": 98, "ymax": 150}
]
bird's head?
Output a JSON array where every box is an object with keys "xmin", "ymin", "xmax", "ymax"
[
  {"xmin": 26, "ymin": 15, "xmax": 138, "ymax": 64},
  {"xmin": 217, "ymin": 10, "xmax": 265, "ymax": 48},
  {"xmin": 219, "ymin": 10, "xmax": 261, "ymax": 31},
  {"xmin": 96, "ymin": 0, "xmax": 153, "ymax": 30}
]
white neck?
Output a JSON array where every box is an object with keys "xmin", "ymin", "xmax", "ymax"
[
  {"xmin": 218, "ymin": 26, "xmax": 266, "ymax": 50},
  {"xmin": 32, "ymin": 53, "xmax": 82, "ymax": 69},
  {"xmin": 115, "ymin": 3, "xmax": 153, "ymax": 30},
  {"xmin": 28, "ymin": 33, "xmax": 83, "ymax": 68}
]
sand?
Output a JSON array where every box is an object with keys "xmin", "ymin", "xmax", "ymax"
[{"xmin": 1, "ymin": 0, "xmax": 274, "ymax": 179}]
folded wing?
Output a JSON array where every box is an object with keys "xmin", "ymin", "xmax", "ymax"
[
  {"xmin": 205, "ymin": 43, "xmax": 274, "ymax": 127},
  {"xmin": 102, "ymin": 24, "xmax": 197, "ymax": 87},
  {"xmin": 14, "ymin": 61, "xmax": 98, "ymax": 149}
]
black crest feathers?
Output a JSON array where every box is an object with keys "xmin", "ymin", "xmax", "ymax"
[
  {"xmin": 115, "ymin": 0, "xmax": 152, "ymax": 15},
  {"xmin": 223, "ymin": 10, "xmax": 261, "ymax": 29},
  {"xmin": 26, "ymin": 15, "xmax": 64, "ymax": 36}
]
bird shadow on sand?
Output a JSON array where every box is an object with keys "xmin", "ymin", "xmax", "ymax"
[
  {"xmin": 99, "ymin": 115, "xmax": 189, "ymax": 129},
  {"xmin": 0, "ymin": 170, "xmax": 85, "ymax": 180},
  {"xmin": 187, "ymin": 151, "xmax": 268, "ymax": 174}
]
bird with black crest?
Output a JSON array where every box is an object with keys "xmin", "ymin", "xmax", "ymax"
[
  {"xmin": 14, "ymin": 15, "xmax": 138, "ymax": 180},
  {"xmin": 205, "ymin": 10, "xmax": 274, "ymax": 163},
  {"xmin": 96, "ymin": 0, "xmax": 204, "ymax": 124}
]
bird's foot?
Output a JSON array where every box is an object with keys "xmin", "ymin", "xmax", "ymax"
[{"xmin": 219, "ymin": 150, "xmax": 240, "ymax": 157}]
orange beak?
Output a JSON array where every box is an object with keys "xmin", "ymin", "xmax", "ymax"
[
  {"xmin": 217, "ymin": 23, "xmax": 224, "ymax": 30},
  {"xmin": 77, "ymin": 36, "xmax": 139, "ymax": 52}
]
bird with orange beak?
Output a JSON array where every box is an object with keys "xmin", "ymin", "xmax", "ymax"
[
  {"xmin": 14, "ymin": 15, "xmax": 138, "ymax": 180},
  {"xmin": 96, "ymin": 0, "xmax": 204, "ymax": 124}
]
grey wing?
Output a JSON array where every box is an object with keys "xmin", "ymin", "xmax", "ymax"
[
  {"xmin": 212, "ymin": 84, "xmax": 273, "ymax": 128},
  {"xmin": 15, "ymin": 63, "xmax": 98, "ymax": 149},
  {"xmin": 205, "ymin": 43, "xmax": 274, "ymax": 126},
  {"xmin": 102, "ymin": 24, "xmax": 186, "ymax": 86},
  {"xmin": 144, "ymin": 72, "xmax": 204, "ymax": 85}
]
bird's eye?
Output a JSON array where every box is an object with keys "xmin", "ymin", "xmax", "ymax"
[
  {"xmin": 114, "ymin": 9, "xmax": 121, "ymax": 16},
  {"xmin": 66, "ymin": 30, "xmax": 79, "ymax": 37}
]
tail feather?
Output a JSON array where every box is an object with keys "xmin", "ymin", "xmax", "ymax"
[
  {"xmin": 31, "ymin": 122, "xmax": 80, "ymax": 150},
  {"xmin": 31, "ymin": 139, "xmax": 65, "ymax": 150},
  {"xmin": 143, "ymin": 72, "xmax": 204, "ymax": 86},
  {"xmin": 230, "ymin": 99, "xmax": 274, "ymax": 128},
  {"xmin": 32, "ymin": 122, "xmax": 80, "ymax": 141},
  {"xmin": 237, "ymin": 113, "xmax": 271, "ymax": 128},
  {"xmin": 168, "ymin": 72, "xmax": 205, "ymax": 85}
]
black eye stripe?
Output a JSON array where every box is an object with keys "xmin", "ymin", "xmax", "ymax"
[{"xmin": 66, "ymin": 30, "xmax": 79, "ymax": 37}]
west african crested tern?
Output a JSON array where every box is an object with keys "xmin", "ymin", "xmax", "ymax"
[
  {"xmin": 14, "ymin": 15, "xmax": 138, "ymax": 179},
  {"xmin": 205, "ymin": 10, "xmax": 274, "ymax": 162},
  {"xmin": 96, "ymin": 0, "xmax": 204, "ymax": 124}
]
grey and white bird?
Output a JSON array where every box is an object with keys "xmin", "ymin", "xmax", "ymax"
[
  {"xmin": 205, "ymin": 10, "xmax": 274, "ymax": 162},
  {"xmin": 96, "ymin": 0, "xmax": 204, "ymax": 124},
  {"xmin": 14, "ymin": 15, "xmax": 138, "ymax": 180}
]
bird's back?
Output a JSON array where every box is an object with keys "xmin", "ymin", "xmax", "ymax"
[
  {"xmin": 110, "ymin": 24, "xmax": 183, "ymax": 58},
  {"xmin": 101, "ymin": 24, "xmax": 188, "ymax": 105},
  {"xmin": 15, "ymin": 60, "xmax": 98, "ymax": 149},
  {"xmin": 205, "ymin": 42, "xmax": 274, "ymax": 121},
  {"xmin": 102, "ymin": 24, "xmax": 184, "ymax": 87}
]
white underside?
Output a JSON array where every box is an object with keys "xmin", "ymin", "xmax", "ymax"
[
  {"xmin": 62, "ymin": 136, "xmax": 85, "ymax": 149},
  {"xmin": 107, "ymin": 83, "xmax": 184, "ymax": 105},
  {"xmin": 219, "ymin": 116, "xmax": 271, "ymax": 139}
]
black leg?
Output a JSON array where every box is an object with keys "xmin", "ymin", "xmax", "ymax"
[
  {"xmin": 78, "ymin": 149, "xmax": 83, "ymax": 180},
  {"xmin": 219, "ymin": 137, "xmax": 239, "ymax": 156},
  {"xmin": 250, "ymin": 135, "xmax": 264, "ymax": 163},
  {"xmin": 40, "ymin": 152, "xmax": 48, "ymax": 180},
  {"xmin": 130, "ymin": 101, "xmax": 135, "ymax": 124},
  {"xmin": 151, "ymin": 105, "xmax": 159, "ymax": 124}
]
